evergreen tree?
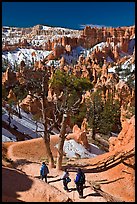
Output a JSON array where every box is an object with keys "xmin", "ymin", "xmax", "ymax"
[
  {"xmin": 13, "ymin": 84, "xmax": 28, "ymax": 118},
  {"xmin": 88, "ymin": 90, "xmax": 121, "ymax": 138},
  {"xmin": 2, "ymin": 85, "xmax": 8, "ymax": 101},
  {"xmin": 98, "ymin": 94, "xmax": 121, "ymax": 134},
  {"xmin": 50, "ymin": 70, "xmax": 92, "ymax": 169}
]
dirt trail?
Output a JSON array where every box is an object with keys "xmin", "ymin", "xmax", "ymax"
[
  {"xmin": 17, "ymin": 163, "xmax": 106, "ymax": 202},
  {"xmin": 3, "ymin": 116, "xmax": 135, "ymax": 202},
  {"xmin": 5, "ymin": 141, "xmax": 107, "ymax": 202}
]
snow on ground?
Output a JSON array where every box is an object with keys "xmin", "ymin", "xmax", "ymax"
[
  {"xmin": 121, "ymin": 57, "xmax": 135, "ymax": 71},
  {"xmin": 2, "ymin": 107, "xmax": 44, "ymax": 141},
  {"xmin": 61, "ymin": 42, "xmax": 115, "ymax": 65},
  {"xmin": 56, "ymin": 139, "xmax": 104, "ymax": 159},
  {"xmin": 90, "ymin": 42, "xmax": 106, "ymax": 52},
  {"xmin": 2, "ymin": 25, "xmax": 81, "ymax": 48},
  {"xmin": 128, "ymin": 38, "xmax": 135, "ymax": 55},
  {"xmin": 2, "ymin": 42, "xmax": 107, "ymax": 68},
  {"xmin": 2, "ymin": 38, "xmax": 134, "ymax": 68},
  {"xmin": 61, "ymin": 46, "xmax": 87, "ymax": 64},
  {"xmin": 108, "ymin": 67, "xmax": 116, "ymax": 73},
  {"xmin": 2, "ymin": 113, "xmax": 40, "ymax": 139},
  {"xmin": 108, "ymin": 56, "xmax": 135, "ymax": 76},
  {"xmin": 2, "ymin": 128, "xmax": 16, "ymax": 142},
  {"xmin": 2, "ymin": 106, "xmax": 59, "ymax": 142},
  {"xmin": 106, "ymin": 56, "xmax": 114, "ymax": 63},
  {"xmin": 46, "ymin": 59, "xmax": 60, "ymax": 67},
  {"xmin": 2, "ymin": 48, "xmax": 52, "ymax": 67},
  {"xmin": 88, "ymin": 143, "xmax": 105, "ymax": 155},
  {"xmin": 42, "ymin": 25, "xmax": 79, "ymax": 32},
  {"xmin": 2, "ymin": 106, "xmax": 104, "ymax": 158},
  {"xmin": 42, "ymin": 25, "xmax": 51, "ymax": 30}
]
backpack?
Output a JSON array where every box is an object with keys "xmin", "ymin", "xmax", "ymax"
[
  {"xmin": 41, "ymin": 165, "xmax": 49, "ymax": 175},
  {"xmin": 44, "ymin": 165, "xmax": 49, "ymax": 174},
  {"xmin": 79, "ymin": 173, "xmax": 85, "ymax": 184},
  {"xmin": 66, "ymin": 177, "xmax": 71, "ymax": 183}
]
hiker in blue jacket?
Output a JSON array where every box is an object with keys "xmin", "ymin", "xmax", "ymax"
[
  {"xmin": 74, "ymin": 168, "xmax": 85, "ymax": 198},
  {"xmin": 40, "ymin": 162, "xmax": 49, "ymax": 183}
]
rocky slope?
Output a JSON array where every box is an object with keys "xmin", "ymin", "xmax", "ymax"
[
  {"xmin": 2, "ymin": 25, "xmax": 135, "ymax": 121},
  {"xmin": 2, "ymin": 116, "xmax": 135, "ymax": 202},
  {"xmin": 2, "ymin": 24, "xmax": 135, "ymax": 64},
  {"xmin": 2, "ymin": 24, "xmax": 135, "ymax": 202},
  {"xmin": 67, "ymin": 116, "xmax": 135, "ymax": 202}
]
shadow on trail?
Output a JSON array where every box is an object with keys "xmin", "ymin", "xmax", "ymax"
[
  {"xmin": 83, "ymin": 192, "xmax": 101, "ymax": 199},
  {"xmin": 13, "ymin": 159, "xmax": 40, "ymax": 169},
  {"xmin": 34, "ymin": 175, "xmax": 59, "ymax": 180},
  {"xmin": 69, "ymin": 185, "xmax": 90, "ymax": 192},
  {"xmin": 48, "ymin": 178, "xmax": 62, "ymax": 184},
  {"xmin": 2, "ymin": 166, "xmax": 33, "ymax": 202},
  {"xmin": 48, "ymin": 175, "xmax": 59, "ymax": 179},
  {"xmin": 69, "ymin": 187, "xmax": 76, "ymax": 191}
]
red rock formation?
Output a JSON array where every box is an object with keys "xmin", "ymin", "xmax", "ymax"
[
  {"xmin": 2, "ymin": 67, "xmax": 17, "ymax": 87},
  {"xmin": 7, "ymin": 89, "xmax": 17, "ymax": 102},
  {"xmin": 59, "ymin": 56, "xmax": 65, "ymax": 67},
  {"xmin": 109, "ymin": 115, "xmax": 135, "ymax": 152},
  {"xmin": 19, "ymin": 94, "xmax": 41, "ymax": 115},
  {"xmin": 47, "ymin": 52, "xmax": 56, "ymax": 60},
  {"xmin": 2, "ymin": 25, "xmax": 135, "ymax": 64},
  {"xmin": 53, "ymin": 44, "xmax": 65, "ymax": 59},
  {"xmin": 65, "ymin": 44, "xmax": 71, "ymax": 52},
  {"xmin": 66, "ymin": 124, "xmax": 90, "ymax": 149},
  {"xmin": 81, "ymin": 118, "xmax": 88, "ymax": 132},
  {"xmin": 115, "ymin": 80, "xmax": 131, "ymax": 108}
]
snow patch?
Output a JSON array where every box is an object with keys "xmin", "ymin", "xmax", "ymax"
[
  {"xmin": 2, "ymin": 106, "xmax": 59, "ymax": 142},
  {"xmin": 106, "ymin": 56, "xmax": 114, "ymax": 63},
  {"xmin": 2, "ymin": 48, "xmax": 52, "ymax": 67},
  {"xmin": 108, "ymin": 67, "xmax": 115, "ymax": 73},
  {"xmin": 2, "ymin": 128, "xmax": 17, "ymax": 142},
  {"xmin": 56, "ymin": 139, "xmax": 104, "ymax": 159},
  {"xmin": 90, "ymin": 42, "xmax": 106, "ymax": 53}
]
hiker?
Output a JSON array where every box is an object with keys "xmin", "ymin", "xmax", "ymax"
[
  {"xmin": 74, "ymin": 168, "xmax": 85, "ymax": 198},
  {"xmin": 40, "ymin": 162, "xmax": 49, "ymax": 183},
  {"xmin": 61, "ymin": 168, "xmax": 71, "ymax": 191}
]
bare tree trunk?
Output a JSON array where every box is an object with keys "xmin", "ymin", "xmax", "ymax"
[
  {"xmin": 35, "ymin": 120, "xmax": 38, "ymax": 137},
  {"xmin": 41, "ymin": 83, "xmax": 55, "ymax": 168},
  {"xmin": 8, "ymin": 111, "xmax": 11, "ymax": 127},
  {"xmin": 92, "ymin": 99, "xmax": 96, "ymax": 140},
  {"xmin": 56, "ymin": 113, "xmax": 67, "ymax": 170},
  {"xmin": 43, "ymin": 130, "xmax": 55, "ymax": 168},
  {"xmin": 17, "ymin": 101, "xmax": 22, "ymax": 118}
]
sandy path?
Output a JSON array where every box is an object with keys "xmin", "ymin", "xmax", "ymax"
[
  {"xmin": 11, "ymin": 162, "xmax": 106, "ymax": 202},
  {"xmin": 5, "ymin": 140, "xmax": 107, "ymax": 202}
]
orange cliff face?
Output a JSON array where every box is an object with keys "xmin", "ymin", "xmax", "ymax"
[
  {"xmin": 108, "ymin": 116, "xmax": 135, "ymax": 201},
  {"xmin": 2, "ymin": 67, "xmax": 17, "ymax": 87},
  {"xmin": 66, "ymin": 124, "xmax": 90, "ymax": 149},
  {"xmin": 109, "ymin": 115, "xmax": 135, "ymax": 152}
]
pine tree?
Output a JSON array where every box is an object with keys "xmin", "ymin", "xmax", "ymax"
[
  {"xmin": 50, "ymin": 70, "xmax": 92, "ymax": 170},
  {"xmin": 87, "ymin": 90, "xmax": 121, "ymax": 138},
  {"xmin": 13, "ymin": 84, "xmax": 28, "ymax": 118}
]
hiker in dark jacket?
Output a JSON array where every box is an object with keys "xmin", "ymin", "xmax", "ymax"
[
  {"xmin": 74, "ymin": 168, "xmax": 85, "ymax": 198},
  {"xmin": 40, "ymin": 162, "xmax": 49, "ymax": 183}
]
